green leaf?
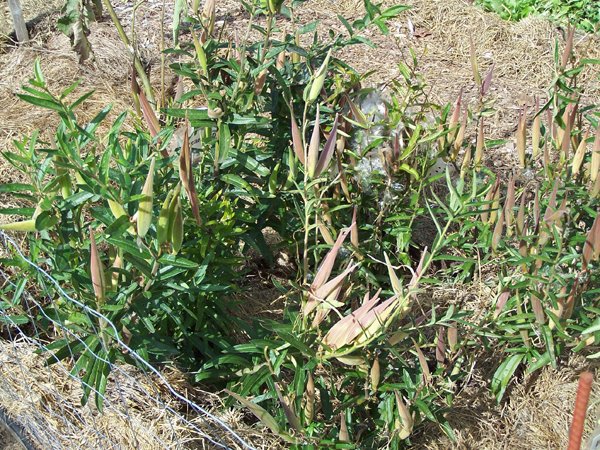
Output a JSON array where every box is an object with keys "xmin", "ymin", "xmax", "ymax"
[
  {"xmin": 0, "ymin": 183, "xmax": 34, "ymax": 193},
  {"xmin": 158, "ymin": 254, "xmax": 199, "ymax": 268},
  {"xmin": 491, "ymin": 353, "xmax": 524, "ymax": 402},
  {"xmin": 17, "ymin": 94, "xmax": 64, "ymax": 112}
]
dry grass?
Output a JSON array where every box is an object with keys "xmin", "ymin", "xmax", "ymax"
[
  {"xmin": 0, "ymin": 339, "xmax": 284, "ymax": 449},
  {"xmin": 412, "ymin": 354, "xmax": 600, "ymax": 449}
]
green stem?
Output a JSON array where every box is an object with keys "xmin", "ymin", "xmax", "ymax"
[{"xmin": 100, "ymin": 0, "xmax": 155, "ymax": 104}]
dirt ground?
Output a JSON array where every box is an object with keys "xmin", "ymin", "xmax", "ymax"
[{"xmin": 1, "ymin": 0, "xmax": 599, "ymax": 448}]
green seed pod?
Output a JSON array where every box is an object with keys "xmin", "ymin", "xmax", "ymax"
[
  {"xmin": 136, "ymin": 157, "xmax": 156, "ymax": 238},
  {"xmin": 0, "ymin": 219, "xmax": 37, "ymax": 232},
  {"xmin": 157, "ymin": 189, "xmax": 175, "ymax": 246},
  {"xmin": 89, "ymin": 227, "xmax": 106, "ymax": 305},
  {"xmin": 268, "ymin": 162, "xmax": 280, "ymax": 194},
  {"xmin": 306, "ymin": 49, "xmax": 332, "ymax": 104},
  {"xmin": 171, "ymin": 196, "xmax": 184, "ymax": 254}
]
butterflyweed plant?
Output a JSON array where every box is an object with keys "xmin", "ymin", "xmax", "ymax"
[
  {"xmin": 432, "ymin": 26, "xmax": 599, "ymax": 402},
  {"xmin": 1, "ymin": 0, "xmax": 598, "ymax": 448},
  {"xmin": 0, "ymin": 59, "xmax": 247, "ymax": 408}
]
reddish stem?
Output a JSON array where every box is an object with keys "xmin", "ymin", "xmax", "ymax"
[{"xmin": 567, "ymin": 371, "xmax": 594, "ymax": 450}]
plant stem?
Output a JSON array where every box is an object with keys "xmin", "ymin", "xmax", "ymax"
[{"xmin": 101, "ymin": 0, "xmax": 155, "ymax": 104}]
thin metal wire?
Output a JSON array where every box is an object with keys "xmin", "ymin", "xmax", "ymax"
[{"xmin": 0, "ymin": 230, "xmax": 257, "ymax": 450}]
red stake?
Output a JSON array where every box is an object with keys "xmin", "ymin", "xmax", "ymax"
[{"xmin": 567, "ymin": 371, "xmax": 594, "ymax": 450}]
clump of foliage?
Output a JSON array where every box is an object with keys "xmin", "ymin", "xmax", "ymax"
[
  {"xmin": 0, "ymin": 0, "xmax": 598, "ymax": 447},
  {"xmin": 475, "ymin": 0, "xmax": 599, "ymax": 33}
]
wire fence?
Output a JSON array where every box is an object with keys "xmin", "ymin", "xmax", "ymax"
[{"xmin": 0, "ymin": 230, "xmax": 257, "ymax": 450}]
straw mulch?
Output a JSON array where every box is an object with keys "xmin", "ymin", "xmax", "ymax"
[{"xmin": 0, "ymin": 339, "xmax": 281, "ymax": 449}]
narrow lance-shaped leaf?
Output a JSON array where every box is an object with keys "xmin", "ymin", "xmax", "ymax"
[
  {"xmin": 314, "ymin": 113, "xmax": 339, "ymax": 177},
  {"xmin": 307, "ymin": 108, "xmax": 321, "ymax": 178},
  {"xmin": 111, "ymin": 251, "xmax": 122, "ymax": 291},
  {"xmin": 344, "ymin": 93, "xmax": 368, "ymax": 128},
  {"xmin": 89, "ymin": 227, "xmax": 106, "ymax": 304},
  {"xmin": 179, "ymin": 124, "xmax": 202, "ymax": 225},
  {"xmin": 384, "ymin": 252, "xmax": 403, "ymax": 297},
  {"xmin": 225, "ymin": 390, "xmax": 282, "ymax": 435},
  {"xmin": 272, "ymin": 382, "xmax": 302, "ymax": 432},
  {"xmin": 136, "ymin": 157, "xmax": 155, "ymax": 238}
]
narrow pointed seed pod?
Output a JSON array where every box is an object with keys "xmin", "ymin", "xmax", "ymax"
[
  {"xmin": 89, "ymin": 227, "xmax": 106, "ymax": 304},
  {"xmin": 0, "ymin": 202, "xmax": 44, "ymax": 232},
  {"xmin": 171, "ymin": 196, "xmax": 184, "ymax": 254},
  {"xmin": 307, "ymin": 108, "xmax": 320, "ymax": 178},
  {"xmin": 571, "ymin": 130, "xmax": 589, "ymax": 177},
  {"xmin": 0, "ymin": 219, "xmax": 36, "ymax": 232},
  {"xmin": 505, "ymin": 175, "xmax": 516, "ymax": 237},
  {"xmin": 276, "ymin": 50, "xmax": 286, "ymax": 70},
  {"xmin": 532, "ymin": 99, "xmax": 541, "ymax": 158},
  {"xmin": 192, "ymin": 31, "xmax": 208, "ymax": 76},
  {"xmin": 157, "ymin": 189, "xmax": 175, "ymax": 246},
  {"xmin": 394, "ymin": 391, "xmax": 414, "ymax": 439},
  {"xmin": 305, "ymin": 372, "xmax": 315, "ymax": 424},
  {"xmin": 516, "ymin": 110, "xmax": 527, "ymax": 168},
  {"xmin": 167, "ymin": 184, "xmax": 182, "ymax": 240},
  {"xmin": 591, "ymin": 125, "xmax": 600, "ymax": 183},
  {"xmin": 306, "ymin": 49, "xmax": 332, "ymax": 104},
  {"xmin": 108, "ymin": 199, "xmax": 135, "ymax": 234},
  {"xmin": 452, "ymin": 109, "xmax": 467, "ymax": 161},
  {"xmin": 338, "ymin": 413, "xmax": 350, "ymax": 442},
  {"xmin": 531, "ymin": 294, "xmax": 545, "ymax": 324},
  {"xmin": 475, "ymin": 118, "xmax": 484, "ymax": 169},
  {"xmin": 448, "ymin": 323, "xmax": 458, "ymax": 352},
  {"xmin": 370, "ymin": 356, "xmax": 381, "ymax": 392},
  {"xmin": 136, "ymin": 157, "xmax": 156, "ymax": 238},
  {"xmin": 111, "ymin": 251, "xmax": 122, "ymax": 291}
]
